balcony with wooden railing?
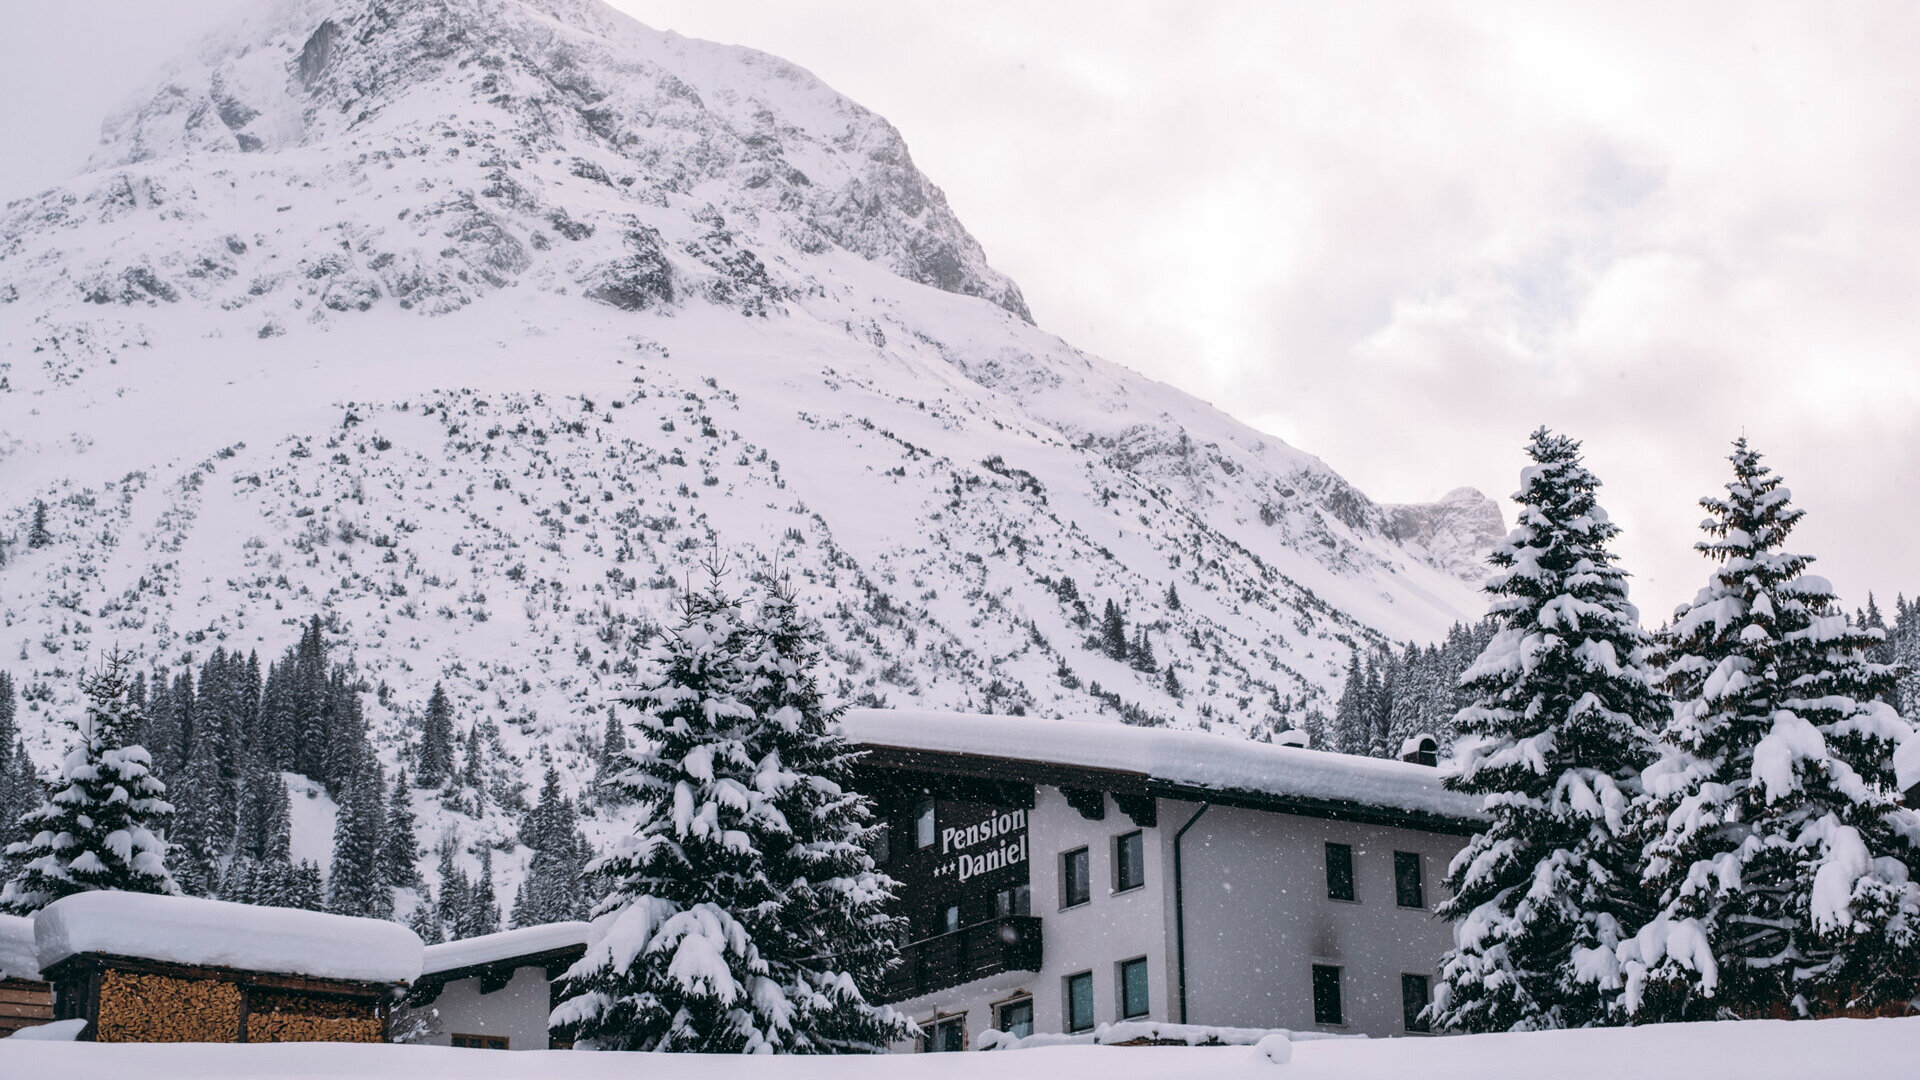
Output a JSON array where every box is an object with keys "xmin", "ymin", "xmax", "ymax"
[{"xmin": 879, "ymin": 915, "xmax": 1042, "ymax": 1002}]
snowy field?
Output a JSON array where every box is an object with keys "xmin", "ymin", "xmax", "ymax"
[{"xmin": 5, "ymin": 1017, "xmax": 1919, "ymax": 1080}]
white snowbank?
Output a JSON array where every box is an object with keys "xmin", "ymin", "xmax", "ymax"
[
  {"xmin": 1, "ymin": 1019, "xmax": 82, "ymax": 1042},
  {"xmin": 0, "ymin": 914, "xmax": 39, "ymax": 981},
  {"xmin": 35, "ymin": 892, "xmax": 424, "ymax": 985},
  {"xmin": 977, "ymin": 1020, "xmax": 1348, "ymax": 1050},
  {"xmin": 1, "ymin": 1016, "xmax": 1917, "ymax": 1079},
  {"xmin": 422, "ymin": 921, "xmax": 591, "ymax": 976},
  {"xmin": 841, "ymin": 710, "xmax": 1484, "ymax": 824}
]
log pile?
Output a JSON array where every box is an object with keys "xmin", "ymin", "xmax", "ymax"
[
  {"xmin": 96, "ymin": 970, "xmax": 241, "ymax": 1043},
  {"xmin": 248, "ymin": 988, "xmax": 384, "ymax": 1043}
]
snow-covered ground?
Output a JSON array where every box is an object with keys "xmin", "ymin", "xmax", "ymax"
[{"xmin": 4, "ymin": 1016, "xmax": 1917, "ymax": 1079}]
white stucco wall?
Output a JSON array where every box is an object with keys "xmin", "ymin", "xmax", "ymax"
[
  {"xmin": 1176, "ymin": 802, "xmax": 1466, "ymax": 1036},
  {"xmin": 408, "ymin": 965, "xmax": 553, "ymax": 1050}
]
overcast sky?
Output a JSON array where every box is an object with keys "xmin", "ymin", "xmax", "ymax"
[{"xmin": 3, "ymin": 1, "xmax": 1917, "ymax": 618}]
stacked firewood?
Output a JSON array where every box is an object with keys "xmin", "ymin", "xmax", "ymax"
[
  {"xmin": 96, "ymin": 971, "xmax": 241, "ymax": 1043},
  {"xmin": 248, "ymin": 989, "xmax": 382, "ymax": 1043}
]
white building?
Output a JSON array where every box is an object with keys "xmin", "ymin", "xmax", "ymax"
[
  {"xmin": 401, "ymin": 922, "xmax": 590, "ymax": 1050},
  {"xmin": 838, "ymin": 710, "xmax": 1483, "ymax": 1049}
]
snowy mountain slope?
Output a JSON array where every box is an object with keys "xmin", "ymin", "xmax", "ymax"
[{"xmin": 0, "ymin": 0, "xmax": 1495, "ymax": 898}]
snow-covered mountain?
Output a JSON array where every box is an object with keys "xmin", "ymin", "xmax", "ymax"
[{"xmin": 0, "ymin": 0, "xmax": 1494, "ymax": 887}]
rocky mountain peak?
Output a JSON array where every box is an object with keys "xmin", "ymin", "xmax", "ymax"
[{"xmin": 35, "ymin": 0, "xmax": 1029, "ymax": 328}]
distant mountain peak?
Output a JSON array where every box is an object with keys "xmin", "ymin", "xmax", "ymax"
[{"xmin": 60, "ymin": 0, "xmax": 1029, "ymax": 324}]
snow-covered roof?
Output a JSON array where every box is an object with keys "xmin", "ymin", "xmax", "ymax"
[
  {"xmin": 420, "ymin": 921, "xmax": 591, "ymax": 978},
  {"xmin": 35, "ymin": 892, "xmax": 424, "ymax": 985},
  {"xmin": 840, "ymin": 710, "xmax": 1484, "ymax": 829},
  {"xmin": 0, "ymin": 914, "xmax": 39, "ymax": 981}
]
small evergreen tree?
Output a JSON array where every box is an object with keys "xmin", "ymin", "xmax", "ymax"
[
  {"xmin": 460, "ymin": 846, "xmax": 501, "ymax": 938},
  {"xmin": 1618, "ymin": 440, "xmax": 1920, "ymax": 1021},
  {"xmin": 596, "ymin": 708, "xmax": 629, "ymax": 803},
  {"xmin": 1129, "ymin": 625, "xmax": 1158, "ymax": 673},
  {"xmin": 1432, "ymin": 429, "xmax": 1663, "ymax": 1033},
  {"xmin": 1, "ymin": 650, "xmax": 179, "ymax": 913},
  {"xmin": 27, "ymin": 500, "xmax": 51, "ymax": 549},
  {"xmin": 1100, "ymin": 599, "xmax": 1128, "ymax": 660}
]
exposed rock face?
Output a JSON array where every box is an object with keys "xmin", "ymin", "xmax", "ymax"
[{"xmin": 1385, "ymin": 488, "xmax": 1508, "ymax": 585}]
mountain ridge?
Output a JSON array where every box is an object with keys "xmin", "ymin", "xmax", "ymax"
[{"xmin": 0, "ymin": 0, "xmax": 1497, "ymax": 906}]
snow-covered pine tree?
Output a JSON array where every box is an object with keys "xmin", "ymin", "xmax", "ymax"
[
  {"xmin": 1, "ymin": 650, "xmax": 179, "ymax": 913},
  {"xmin": 417, "ymin": 683, "xmax": 456, "ymax": 787},
  {"xmin": 1129, "ymin": 625, "xmax": 1157, "ymax": 673},
  {"xmin": 327, "ymin": 759, "xmax": 392, "ymax": 919},
  {"xmin": 1432, "ymin": 428, "xmax": 1663, "ymax": 1033},
  {"xmin": 1617, "ymin": 439, "xmax": 1920, "ymax": 1021},
  {"xmin": 169, "ymin": 731, "xmax": 230, "ymax": 896},
  {"xmin": 1100, "ymin": 599, "xmax": 1128, "ymax": 660},
  {"xmin": 408, "ymin": 885, "xmax": 446, "ymax": 945},
  {"xmin": 512, "ymin": 766, "xmax": 591, "ymax": 927},
  {"xmin": 461, "ymin": 726, "xmax": 486, "ymax": 815},
  {"xmin": 461, "ymin": 846, "xmax": 501, "ymax": 938},
  {"xmin": 554, "ymin": 570, "xmax": 910, "ymax": 1052},
  {"xmin": 27, "ymin": 500, "xmax": 51, "ymax": 549},
  {"xmin": 1332, "ymin": 651, "xmax": 1369, "ymax": 755},
  {"xmin": 732, "ymin": 580, "xmax": 910, "ymax": 1051},
  {"xmin": 381, "ymin": 769, "xmax": 423, "ymax": 890},
  {"xmin": 596, "ymin": 708, "xmax": 629, "ymax": 804}
]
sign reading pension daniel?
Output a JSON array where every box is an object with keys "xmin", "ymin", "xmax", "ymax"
[{"xmin": 932, "ymin": 809, "xmax": 1030, "ymax": 884}]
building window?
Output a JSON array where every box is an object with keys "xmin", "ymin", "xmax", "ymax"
[
  {"xmin": 869, "ymin": 821, "xmax": 892, "ymax": 865},
  {"xmin": 922, "ymin": 1015, "xmax": 966, "ymax": 1052},
  {"xmin": 450, "ymin": 1034, "xmax": 509, "ymax": 1050},
  {"xmin": 1402, "ymin": 974, "xmax": 1432, "ymax": 1033},
  {"xmin": 1061, "ymin": 847, "xmax": 1091, "ymax": 909},
  {"xmin": 943, "ymin": 904, "xmax": 961, "ymax": 934},
  {"xmin": 1065, "ymin": 971, "xmax": 1095, "ymax": 1032},
  {"xmin": 1118, "ymin": 957, "xmax": 1150, "ymax": 1019},
  {"xmin": 996, "ymin": 884, "xmax": 1032, "ymax": 918},
  {"xmin": 914, "ymin": 799, "xmax": 936, "ymax": 849},
  {"xmin": 1325, "ymin": 842, "xmax": 1355, "ymax": 902},
  {"xmin": 1394, "ymin": 851, "xmax": 1425, "ymax": 909},
  {"xmin": 1311, "ymin": 965, "xmax": 1344, "ymax": 1026},
  {"xmin": 1114, "ymin": 830, "xmax": 1145, "ymax": 892},
  {"xmin": 997, "ymin": 996, "xmax": 1035, "ymax": 1039}
]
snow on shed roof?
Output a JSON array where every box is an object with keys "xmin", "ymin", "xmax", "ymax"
[
  {"xmin": 421, "ymin": 921, "xmax": 591, "ymax": 977},
  {"xmin": 0, "ymin": 914, "xmax": 39, "ymax": 981},
  {"xmin": 35, "ymin": 892, "xmax": 424, "ymax": 985},
  {"xmin": 840, "ymin": 709, "xmax": 1485, "ymax": 828}
]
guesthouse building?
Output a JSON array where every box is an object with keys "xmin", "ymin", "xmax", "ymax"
[{"xmin": 839, "ymin": 709, "xmax": 1483, "ymax": 1050}]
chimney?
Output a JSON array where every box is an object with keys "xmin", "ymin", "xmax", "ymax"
[{"xmin": 1399, "ymin": 734, "xmax": 1438, "ymax": 767}]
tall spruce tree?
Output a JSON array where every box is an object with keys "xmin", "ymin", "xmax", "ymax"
[
  {"xmin": 1616, "ymin": 439, "xmax": 1920, "ymax": 1020},
  {"xmin": 1, "ymin": 650, "xmax": 179, "ymax": 913},
  {"xmin": 1432, "ymin": 429, "xmax": 1663, "ymax": 1032},
  {"xmin": 381, "ymin": 770, "xmax": 423, "ymax": 890},
  {"xmin": 1100, "ymin": 599, "xmax": 1128, "ymax": 660},
  {"xmin": 418, "ymin": 683, "xmax": 456, "ymax": 787},
  {"xmin": 596, "ymin": 708, "xmax": 629, "ymax": 804},
  {"xmin": 327, "ymin": 760, "xmax": 392, "ymax": 919},
  {"xmin": 553, "ymin": 570, "xmax": 910, "ymax": 1052},
  {"xmin": 512, "ymin": 766, "xmax": 591, "ymax": 927}
]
